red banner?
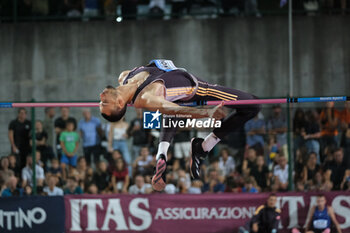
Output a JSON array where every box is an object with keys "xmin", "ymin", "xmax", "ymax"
[{"xmin": 64, "ymin": 192, "xmax": 350, "ymax": 233}]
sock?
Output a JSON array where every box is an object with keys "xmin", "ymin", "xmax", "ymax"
[
  {"xmin": 156, "ymin": 141, "xmax": 170, "ymax": 161},
  {"xmin": 202, "ymin": 133, "xmax": 221, "ymax": 152}
]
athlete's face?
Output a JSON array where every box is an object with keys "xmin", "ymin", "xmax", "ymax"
[
  {"xmin": 317, "ymin": 196, "xmax": 326, "ymax": 209},
  {"xmin": 99, "ymin": 86, "xmax": 118, "ymax": 116},
  {"xmin": 267, "ymin": 196, "xmax": 277, "ymax": 208}
]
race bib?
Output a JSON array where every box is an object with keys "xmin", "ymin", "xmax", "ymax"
[
  {"xmin": 313, "ymin": 219, "xmax": 328, "ymax": 229},
  {"xmin": 149, "ymin": 59, "xmax": 186, "ymax": 72}
]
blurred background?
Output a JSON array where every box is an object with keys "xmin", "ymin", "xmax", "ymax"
[{"xmin": 0, "ymin": 1, "xmax": 349, "ymax": 232}]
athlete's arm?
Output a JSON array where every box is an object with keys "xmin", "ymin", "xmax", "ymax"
[
  {"xmin": 328, "ymin": 206, "xmax": 342, "ymax": 233},
  {"xmin": 136, "ymin": 85, "xmax": 226, "ymax": 120}
]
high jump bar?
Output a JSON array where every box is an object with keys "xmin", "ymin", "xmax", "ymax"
[{"xmin": 0, "ymin": 96, "xmax": 348, "ymax": 108}]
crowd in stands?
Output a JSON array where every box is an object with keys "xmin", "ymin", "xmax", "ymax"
[
  {"xmin": 0, "ymin": 101, "xmax": 349, "ymax": 197},
  {"xmin": 0, "ymin": 0, "xmax": 349, "ymax": 21}
]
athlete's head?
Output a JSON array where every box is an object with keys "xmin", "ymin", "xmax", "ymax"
[
  {"xmin": 99, "ymin": 85, "xmax": 127, "ymax": 122},
  {"xmin": 316, "ymin": 194, "xmax": 326, "ymax": 209},
  {"xmin": 267, "ymin": 193, "xmax": 277, "ymax": 208}
]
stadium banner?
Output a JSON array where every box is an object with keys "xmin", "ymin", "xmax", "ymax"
[
  {"xmin": 64, "ymin": 192, "xmax": 350, "ymax": 233},
  {"xmin": 0, "ymin": 196, "xmax": 65, "ymax": 233}
]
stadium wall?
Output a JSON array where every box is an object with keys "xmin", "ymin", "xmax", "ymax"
[{"xmin": 0, "ymin": 16, "xmax": 349, "ymax": 155}]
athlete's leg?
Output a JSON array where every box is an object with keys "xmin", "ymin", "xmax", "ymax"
[
  {"xmin": 189, "ymin": 81, "xmax": 260, "ymax": 179},
  {"xmin": 152, "ymin": 117, "xmax": 178, "ymax": 191}
]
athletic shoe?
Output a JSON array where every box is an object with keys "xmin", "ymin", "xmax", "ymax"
[
  {"xmin": 152, "ymin": 154, "xmax": 167, "ymax": 191},
  {"xmin": 190, "ymin": 138, "xmax": 208, "ymax": 180}
]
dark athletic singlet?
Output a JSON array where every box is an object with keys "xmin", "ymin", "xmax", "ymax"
[
  {"xmin": 123, "ymin": 64, "xmax": 199, "ymax": 104},
  {"xmin": 312, "ymin": 206, "xmax": 331, "ymax": 230}
]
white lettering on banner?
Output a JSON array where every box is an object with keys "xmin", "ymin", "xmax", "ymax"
[
  {"xmin": 101, "ymin": 199, "xmax": 128, "ymax": 231},
  {"xmin": 69, "ymin": 198, "xmax": 151, "ymax": 232},
  {"xmin": 0, "ymin": 207, "xmax": 47, "ymax": 231},
  {"xmin": 332, "ymin": 196, "xmax": 350, "ymax": 229},
  {"xmin": 70, "ymin": 199, "xmax": 82, "ymax": 231},
  {"xmin": 303, "ymin": 196, "xmax": 318, "ymax": 228},
  {"xmin": 128, "ymin": 198, "xmax": 152, "ymax": 230},
  {"xmin": 154, "ymin": 207, "xmax": 255, "ymax": 220},
  {"xmin": 81, "ymin": 199, "xmax": 103, "ymax": 231},
  {"xmin": 281, "ymin": 196, "xmax": 305, "ymax": 229}
]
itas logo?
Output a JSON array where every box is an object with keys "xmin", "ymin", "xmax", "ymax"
[{"xmin": 143, "ymin": 110, "xmax": 161, "ymax": 129}]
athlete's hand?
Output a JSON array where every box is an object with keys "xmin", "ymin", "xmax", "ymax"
[{"xmin": 208, "ymin": 102, "xmax": 226, "ymax": 120}]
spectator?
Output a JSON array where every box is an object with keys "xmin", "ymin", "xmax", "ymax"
[
  {"xmin": 108, "ymin": 117, "xmax": 131, "ymax": 173},
  {"xmin": 218, "ymin": 148, "xmax": 236, "ymax": 177},
  {"xmin": 293, "ymin": 108, "xmax": 306, "ymax": 151},
  {"xmin": 326, "ymin": 0, "xmax": 347, "ymax": 15},
  {"xmin": 302, "ymin": 110, "xmax": 321, "ymax": 163},
  {"xmin": 21, "ymin": 155, "xmax": 45, "ymax": 188},
  {"xmin": 339, "ymin": 101, "xmax": 350, "ymax": 130},
  {"xmin": 92, "ymin": 160, "xmax": 110, "ymax": 193},
  {"xmin": 188, "ymin": 180, "xmax": 203, "ymax": 194},
  {"xmin": 108, "ymin": 149, "xmax": 123, "ymax": 173},
  {"xmin": 86, "ymin": 183, "xmax": 99, "ymax": 194},
  {"xmin": 1, "ymin": 176, "xmax": 23, "ymax": 197},
  {"xmin": 31, "ymin": 120, "xmax": 55, "ymax": 168},
  {"xmin": 305, "ymin": 194, "xmax": 342, "ymax": 233},
  {"xmin": 60, "ymin": 120, "xmax": 80, "ymax": 180},
  {"xmin": 18, "ymin": 0, "xmax": 32, "ymax": 16},
  {"xmin": 221, "ymin": 0, "xmax": 244, "ymax": 16},
  {"xmin": 49, "ymin": 0, "xmax": 65, "ymax": 15},
  {"xmin": 0, "ymin": 157, "xmax": 14, "ymax": 184},
  {"xmin": 319, "ymin": 102, "xmax": 339, "ymax": 150},
  {"xmin": 322, "ymin": 170, "xmax": 334, "ymax": 192},
  {"xmin": 64, "ymin": 0, "xmax": 83, "ymax": 17},
  {"xmin": 245, "ymin": 0, "xmax": 260, "ymax": 17},
  {"xmin": 242, "ymin": 147, "xmax": 257, "ymax": 176},
  {"xmin": 75, "ymin": 157, "xmax": 93, "ymax": 190},
  {"xmin": 341, "ymin": 176, "xmax": 350, "ymax": 191},
  {"xmin": 242, "ymin": 177, "xmax": 259, "ymax": 193},
  {"xmin": 43, "ymin": 175, "xmax": 64, "ymax": 196},
  {"xmin": 64, "ymin": 176, "xmax": 84, "ymax": 194},
  {"xmin": 149, "ymin": 0, "xmax": 165, "ymax": 19},
  {"xmin": 55, "ymin": 107, "xmax": 77, "ymax": 159},
  {"xmin": 272, "ymin": 155, "xmax": 289, "ymax": 191},
  {"xmin": 170, "ymin": 0, "xmax": 192, "ymax": 18},
  {"xmin": 177, "ymin": 169, "xmax": 191, "ymax": 193},
  {"xmin": 325, "ymin": 147, "xmax": 349, "ymax": 190},
  {"xmin": 172, "ymin": 128, "xmax": 191, "ymax": 170},
  {"xmin": 83, "ymin": 0, "xmax": 101, "ymax": 18},
  {"xmin": 47, "ymin": 158, "xmax": 62, "ymax": 179},
  {"xmin": 268, "ymin": 105, "xmax": 288, "ymax": 160},
  {"xmin": 133, "ymin": 146, "xmax": 154, "ymax": 176},
  {"xmin": 340, "ymin": 101, "xmax": 350, "ymax": 167},
  {"xmin": 266, "ymin": 134, "xmax": 279, "ymax": 170},
  {"xmin": 164, "ymin": 183, "xmax": 177, "ymax": 194},
  {"xmin": 42, "ymin": 107, "xmax": 56, "ymax": 150},
  {"xmin": 8, "ymin": 154, "xmax": 21, "ymax": 178},
  {"xmin": 78, "ymin": 108, "xmax": 103, "ymax": 166},
  {"xmin": 127, "ymin": 109, "xmax": 151, "ymax": 163},
  {"xmin": 110, "ymin": 158, "xmax": 129, "ymax": 193},
  {"xmin": 128, "ymin": 174, "xmax": 152, "ymax": 194},
  {"xmin": 302, "ymin": 152, "xmax": 321, "ymax": 187},
  {"xmin": 251, "ymin": 155, "xmax": 270, "ymax": 191},
  {"xmin": 202, "ymin": 169, "xmax": 225, "ymax": 193},
  {"xmin": 244, "ymin": 113, "xmax": 266, "ymax": 152},
  {"xmin": 24, "ymin": 185, "xmax": 32, "ymax": 196},
  {"xmin": 118, "ymin": 0, "xmax": 138, "ymax": 20},
  {"xmin": 32, "ymin": 0, "xmax": 50, "ymax": 16},
  {"xmin": 239, "ymin": 193, "xmax": 280, "ymax": 233},
  {"xmin": 8, "ymin": 108, "xmax": 31, "ymax": 168}
]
